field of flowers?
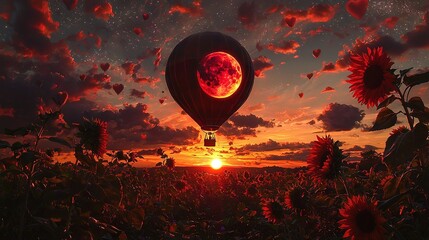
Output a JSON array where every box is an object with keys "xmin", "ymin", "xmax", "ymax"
[{"xmin": 1, "ymin": 48, "xmax": 429, "ymax": 239}]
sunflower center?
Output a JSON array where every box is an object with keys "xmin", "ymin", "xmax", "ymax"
[
  {"xmin": 355, "ymin": 209, "xmax": 376, "ymax": 233},
  {"xmin": 363, "ymin": 64, "xmax": 384, "ymax": 89}
]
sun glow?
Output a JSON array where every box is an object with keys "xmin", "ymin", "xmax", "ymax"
[{"xmin": 210, "ymin": 158, "xmax": 223, "ymax": 170}]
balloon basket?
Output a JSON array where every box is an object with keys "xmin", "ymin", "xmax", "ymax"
[{"xmin": 203, "ymin": 131, "xmax": 216, "ymax": 147}]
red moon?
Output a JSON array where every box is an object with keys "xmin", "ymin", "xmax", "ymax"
[{"xmin": 197, "ymin": 52, "xmax": 242, "ymax": 98}]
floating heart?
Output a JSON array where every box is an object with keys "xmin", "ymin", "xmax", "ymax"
[
  {"xmin": 53, "ymin": 91, "xmax": 68, "ymax": 107},
  {"xmin": 284, "ymin": 17, "xmax": 296, "ymax": 27},
  {"xmin": 346, "ymin": 0, "xmax": 368, "ymax": 20},
  {"xmin": 79, "ymin": 74, "xmax": 86, "ymax": 81},
  {"xmin": 133, "ymin": 27, "xmax": 142, "ymax": 35},
  {"xmin": 159, "ymin": 98, "xmax": 165, "ymax": 104},
  {"xmin": 298, "ymin": 92, "xmax": 304, "ymax": 98},
  {"xmin": 143, "ymin": 13, "xmax": 149, "ymax": 20},
  {"xmin": 63, "ymin": 0, "xmax": 78, "ymax": 10},
  {"xmin": 100, "ymin": 63, "xmax": 110, "ymax": 72},
  {"xmin": 113, "ymin": 84, "xmax": 124, "ymax": 95},
  {"xmin": 307, "ymin": 73, "xmax": 313, "ymax": 80},
  {"xmin": 312, "ymin": 49, "xmax": 321, "ymax": 58}
]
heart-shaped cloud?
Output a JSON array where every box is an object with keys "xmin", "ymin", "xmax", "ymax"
[
  {"xmin": 284, "ymin": 17, "xmax": 296, "ymax": 27},
  {"xmin": 113, "ymin": 83, "xmax": 124, "ymax": 95},
  {"xmin": 312, "ymin": 49, "xmax": 321, "ymax": 58},
  {"xmin": 346, "ymin": 0, "xmax": 368, "ymax": 20},
  {"xmin": 100, "ymin": 63, "xmax": 110, "ymax": 72},
  {"xmin": 53, "ymin": 91, "xmax": 68, "ymax": 107}
]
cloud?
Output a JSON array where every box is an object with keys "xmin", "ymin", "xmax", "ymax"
[
  {"xmin": 84, "ymin": 0, "xmax": 114, "ymax": 21},
  {"xmin": 238, "ymin": 139, "xmax": 310, "ymax": 152},
  {"xmin": 66, "ymin": 31, "xmax": 102, "ymax": 51},
  {"xmin": 218, "ymin": 113, "xmax": 274, "ymax": 139},
  {"xmin": 230, "ymin": 113, "xmax": 275, "ymax": 128},
  {"xmin": 264, "ymin": 149, "xmax": 310, "ymax": 161},
  {"xmin": 253, "ymin": 56, "xmax": 274, "ymax": 77},
  {"xmin": 246, "ymin": 103, "xmax": 265, "ymax": 112},
  {"xmin": 383, "ymin": 16, "xmax": 399, "ymax": 29},
  {"xmin": 317, "ymin": 103, "xmax": 365, "ymax": 131},
  {"xmin": 402, "ymin": 11, "xmax": 429, "ymax": 49},
  {"xmin": 146, "ymin": 126, "xmax": 200, "ymax": 146},
  {"xmin": 130, "ymin": 89, "xmax": 147, "ymax": 99},
  {"xmin": 345, "ymin": 145, "xmax": 379, "ymax": 152},
  {"xmin": 169, "ymin": 0, "xmax": 203, "ymax": 17},
  {"xmin": 11, "ymin": 0, "xmax": 60, "ymax": 56},
  {"xmin": 62, "ymin": 100, "xmax": 200, "ymax": 148},
  {"xmin": 282, "ymin": 4, "xmax": 337, "ymax": 24},
  {"xmin": 237, "ymin": 1, "xmax": 261, "ymax": 29},
  {"xmin": 121, "ymin": 61, "xmax": 137, "ymax": 75},
  {"xmin": 264, "ymin": 40, "xmax": 300, "ymax": 55},
  {"xmin": 321, "ymin": 86, "xmax": 335, "ymax": 93}
]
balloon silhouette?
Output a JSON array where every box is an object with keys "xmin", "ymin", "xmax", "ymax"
[{"xmin": 165, "ymin": 32, "xmax": 254, "ymax": 146}]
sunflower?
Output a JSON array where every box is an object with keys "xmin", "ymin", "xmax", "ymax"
[
  {"xmin": 389, "ymin": 126, "xmax": 409, "ymax": 136},
  {"xmin": 165, "ymin": 157, "xmax": 175, "ymax": 170},
  {"xmin": 307, "ymin": 135, "xmax": 346, "ymax": 182},
  {"xmin": 77, "ymin": 118, "xmax": 108, "ymax": 157},
  {"xmin": 261, "ymin": 199, "xmax": 284, "ymax": 224},
  {"xmin": 338, "ymin": 195, "xmax": 386, "ymax": 240},
  {"xmin": 347, "ymin": 47, "xmax": 396, "ymax": 108},
  {"xmin": 285, "ymin": 185, "xmax": 309, "ymax": 214}
]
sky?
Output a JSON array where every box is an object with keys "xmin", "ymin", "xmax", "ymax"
[{"xmin": 0, "ymin": 0, "xmax": 428, "ymax": 167}]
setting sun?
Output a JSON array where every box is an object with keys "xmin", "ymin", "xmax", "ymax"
[{"xmin": 210, "ymin": 159, "xmax": 223, "ymax": 170}]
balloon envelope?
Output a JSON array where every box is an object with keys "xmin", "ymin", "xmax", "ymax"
[{"xmin": 165, "ymin": 32, "xmax": 254, "ymax": 146}]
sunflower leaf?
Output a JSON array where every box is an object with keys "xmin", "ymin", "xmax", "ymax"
[
  {"xmin": 406, "ymin": 97, "xmax": 425, "ymax": 111},
  {"xmin": 383, "ymin": 123, "xmax": 428, "ymax": 170},
  {"xmin": 399, "ymin": 67, "xmax": 413, "ymax": 77},
  {"xmin": 403, "ymin": 71, "xmax": 429, "ymax": 87},
  {"xmin": 411, "ymin": 107, "xmax": 429, "ymax": 124},
  {"xmin": 370, "ymin": 108, "xmax": 397, "ymax": 131},
  {"xmin": 377, "ymin": 95, "xmax": 398, "ymax": 110}
]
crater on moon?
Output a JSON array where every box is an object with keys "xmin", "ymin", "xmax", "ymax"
[{"xmin": 197, "ymin": 51, "xmax": 242, "ymax": 98}]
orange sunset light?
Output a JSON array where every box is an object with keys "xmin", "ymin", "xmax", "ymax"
[{"xmin": 210, "ymin": 158, "xmax": 223, "ymax": 170}]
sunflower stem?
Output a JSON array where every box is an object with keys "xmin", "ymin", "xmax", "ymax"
[
  {"xmin": 340, "ymin": 175, "xmax": 350, "ymax": 196},
  {"xmin": 395, "ymin": 86, "xmax": 414, "ymax": 130}
]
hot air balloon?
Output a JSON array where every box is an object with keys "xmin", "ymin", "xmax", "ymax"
[{"xmin": 165, "ymin": 32, "xmax": 254, "ymax": 147}]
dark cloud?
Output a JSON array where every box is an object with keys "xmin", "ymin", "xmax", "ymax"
[
  {"xmin": 253, "ymin": 56, "xmax": 274, "ymax": 77},
  {"xmin": 237, "ymin": 1, "xmax": 260, "ymax": 29},
  {"xmin": 230, "ymin": 113, "xmax": 275, "ymax": 128},
  {"xmin": 345, "ymin": 145, "xmax": 379, "ymax": 152},
  {"xmin": 402, "ymin": 11, "xmax": 429, "ymax": 49},
  {"xmin": 217, "ymin": 121, "xmax": 257, "ymax": 139},
  {"xmin": 146, "ymin": 126, "xmax": 200, "ymax": 145},
  {"xmin": 317, "ymin": 103, "xmax": 365, "ymax": 132},
  {"xmin": 238, "ymin": 139, "xmax": 310, "ymax": 152},
  {"xmin": 130, "ymin": 89, "xmax": 147, "ymax": 99},
  {"xmin": 217, "ymin": 113, "xmax": 274, "ymax": 139},
  {"xmin": 62, "ymin": 100, "xmax": 199, "ymax": 148},
  {"xmin": 11, "ymin": 0, "xmax": 59, "ymax": 55},
  {"xmin": 264, "ymin": 149, "xmax": 310, "ymax": 161}
]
